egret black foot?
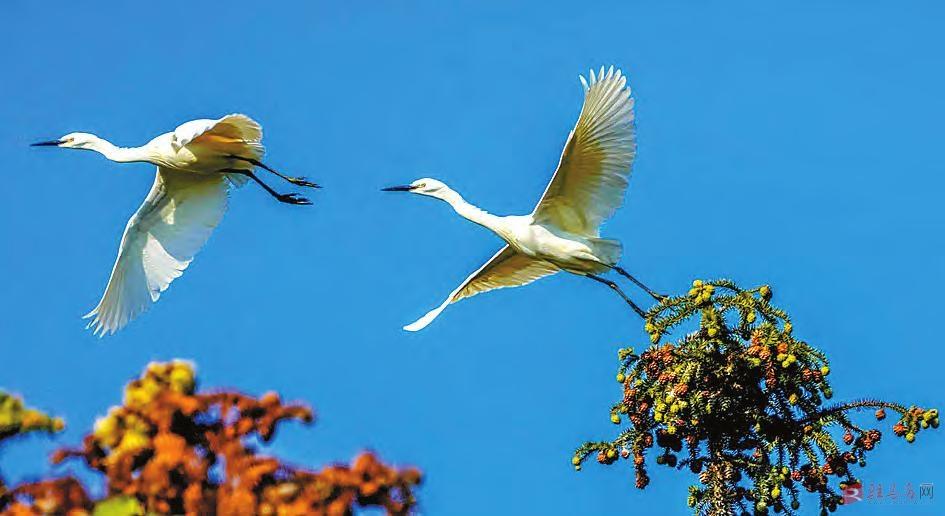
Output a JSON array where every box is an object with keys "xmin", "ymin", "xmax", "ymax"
[
  {"xmin": 287, "ymin": 177, "xmax": 321, "ymax": 188},
  {"xmin": 277, "ymin": 193, "xmax": 312, "ymax": 205}
]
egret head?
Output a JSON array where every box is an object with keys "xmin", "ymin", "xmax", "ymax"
[
  {"xmin": 31, "ymin": 132, "xmax": 100, "ymax": 150},
  {"xmin": 381, "ymin": 178, "xmax": 450, "ymax": 199}
]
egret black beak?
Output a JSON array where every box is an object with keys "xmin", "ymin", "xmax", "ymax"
[
  {"xmin": 381, "ymin": 185, "xmax": 417, "ymax": 192},
  {"xmin": 31, "ymin": 140, "xmax": 64, "ymax": 147}
]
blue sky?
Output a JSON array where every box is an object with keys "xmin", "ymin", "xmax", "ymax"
[{"xmin": 1, "ymin": 1, "xmax": 943, "ymax": 514}]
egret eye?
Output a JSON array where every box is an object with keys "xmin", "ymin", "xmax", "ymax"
[{"xmin": 418, "ymin": 182, "xmax": 427, "ymax": 189}]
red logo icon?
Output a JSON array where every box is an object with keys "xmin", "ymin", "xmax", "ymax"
[{"xmin": 843, "ymin": 482, "xmax": 864, "ymax": 504}]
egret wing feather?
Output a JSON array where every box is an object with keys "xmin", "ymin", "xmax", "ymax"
[
  {"xmin": 532, "ymin": 66, "xmax": 636, "ymax": 235},
  {"xmin": 172, "ymin": 114, "xmax": 263, "ymax": 151},
  {"xmin": 404, "ymin": 246, "xmax": 558, "ymax": 331},
  {"xmin": 83, "ymin": 167, "xmax": 229, "ymax": 336}
]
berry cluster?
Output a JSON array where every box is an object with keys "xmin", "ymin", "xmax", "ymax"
[
  {"xmin": 892, "ymin": 407, "xmax": 939, "ymax": 443},
  {"xmin": 1, "ymin": 361, "xmax": 421, "ymax": 516},
  {"xmin": 0, "ymin": 392, "xmax": 63, "ymax": 441},
  {"xmin": 574, "ymin": 280, "xmax": 939, "ymax": 516},
  {"xmin": 0, "ymin": 392, "xmax": 64, "ymax": 510}
]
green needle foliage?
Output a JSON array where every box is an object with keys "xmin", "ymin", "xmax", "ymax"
[{"xmin": 574, "ymin": 280, "xmax": 940, "ymax": 516}]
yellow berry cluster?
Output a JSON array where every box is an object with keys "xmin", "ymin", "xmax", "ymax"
[
  {"xmin": 701, "ymin": 307, "xmax": 722, "ymax": 338},
  {"xmin": 124, "ymin": 360, "xmax": 196, "ymax": 408},
  {"xmin": 92, "ymin": 407, "xmax": 151, "ymax": 461},
  {"xmin": 93, "ymin": 361, "xmax": 195, "ymax": 462},
  {"xmin": 688, "ymin": 280, "xmax": 714, "ymax": 305},
  {"xmin": 893, "ymin": 407, "xmax": 939, "ymax": 443},
  {"xmin": 654, "ymin": 396, "xmax": 688, "ymax": 429},
  {"xmin": 0, "ymin": 392, "xmax": 64, "ymax": 439},
  {"xmin": 645, "ymin": 322, "xmax": 659, "ymax": 343},
  {"xmin": 759, "ymin": 285, "xmax": 772, "ymax": 300},
  {"xmin": 775, "ymin": 351, "xmax": 797, "ymax": 369}
]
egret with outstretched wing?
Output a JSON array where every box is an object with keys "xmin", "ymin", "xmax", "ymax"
[
  {"xmin": 384, "ymin": 66, "xmax": 662, "ymax": 331},
  {"xmin": 32, "ymin": 114, "xmax": 320, "ymax": 335}
]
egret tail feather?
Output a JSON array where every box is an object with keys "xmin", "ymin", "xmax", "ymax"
[
  {"xmin": 225, "ymin": 173, "xmax": 251, "ymax": 188},
  {"xmin": 589, "ymin": 237, "xmax": 622, "ymax": 266}
]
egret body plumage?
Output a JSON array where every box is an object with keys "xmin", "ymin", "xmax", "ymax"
[
  {"xmin": 384, "ymin": 67, "xmax": 660, "ymax": 331},
  {"xmin": 32, "ymin": 114, "xmax": 319, "ymax": 336}
]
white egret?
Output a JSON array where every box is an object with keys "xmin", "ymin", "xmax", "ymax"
[
  {"xmin": 32, "ymin": 114, "xmax": 319, "ymax": 336},
  {"xmin": 384, "ymin": 66, "xmax": 661, "ymax": 331}
]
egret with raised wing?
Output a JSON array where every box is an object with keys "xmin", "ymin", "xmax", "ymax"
[
  {"xmin": 32, "ymin": 114, "xmax": 319, "ymax": 336},
  {"xmin": 384, "ymin": 67, "xmax": 661, "ymax": 331}
]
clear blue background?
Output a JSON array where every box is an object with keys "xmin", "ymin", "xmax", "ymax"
[{"xmin": 1, "ymin": 1, "xmax": 942, "ymax": 514}]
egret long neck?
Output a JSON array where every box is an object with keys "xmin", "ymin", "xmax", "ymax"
[
  {"xmin": 87, "ymin": 137, "xmax": 151, "ymax": 163},
  {"xmin": 440, "ymin": 189, "xmax": 506, "ymax": 236}
]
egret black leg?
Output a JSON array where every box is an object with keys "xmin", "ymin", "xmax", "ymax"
[
  {"xmin": 612, "ymin": 266, "xmax": 666, "ymax": 301},
  {"xmin": 221, "ymin": 169, "xmax": 311, "ymax": 205},
  {"xmin": 229, "ymin": 155, "xmax": 320, "ymax": 188},
  {"xmin": 587, "ymin": 274, "xmax": 646, "ymax": 318}
]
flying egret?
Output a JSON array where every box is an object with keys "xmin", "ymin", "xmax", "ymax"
[
  {"xmin": 32, "ymin": 114, "xmax": 319, "ymax": 336},
  {"xmin": 384, "ymin": 66, "xmax": 662, "ymax": 332}
]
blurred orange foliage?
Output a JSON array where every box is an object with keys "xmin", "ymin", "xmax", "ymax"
[{"xmin": 0, "ymin": 361, "xmax": 421, "ymax": 515}]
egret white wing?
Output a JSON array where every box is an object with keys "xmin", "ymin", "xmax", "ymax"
[
  {"xmin": 404, "ymin": 246, "xmax": 559, "ymax": 331},
  {"xmin": 171, "ymin": 113, "xmax": 264, "ymax": 153},
  {"xmin": 84, "ymin": 167, "xmax": 229, "ymax": 336},
  {"xmin": 172, "ymin": 114, "xmax": 264, "ymax": 187},
  {"xmin": 532, "ymin": 66, "xmax": 636, "ymax": 235}
]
